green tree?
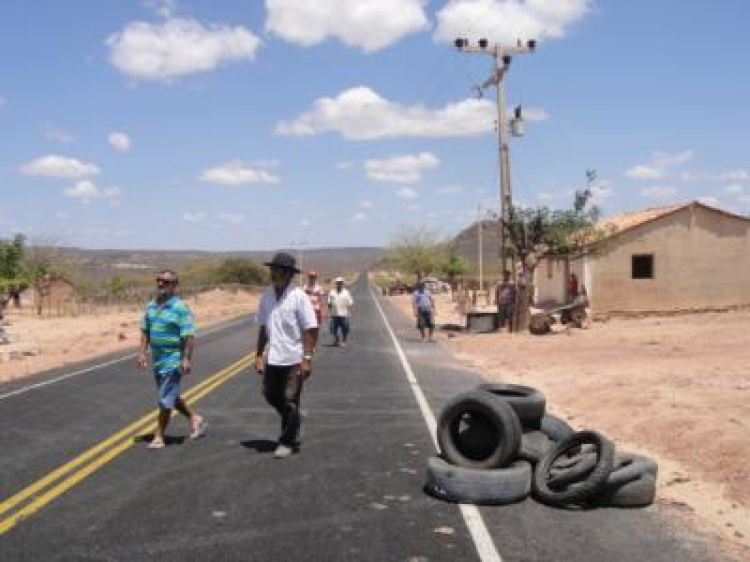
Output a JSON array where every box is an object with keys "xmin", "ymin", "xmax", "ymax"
[
  {"xmin": 214, "ymin": 258, "xmax": 267, "ymax": 285},
  {"xmin": 0, "ymin": 234, "xmax": 29, "ymax": 304},
  {"xmin": 387, "ymin": 226, "xmax": 443, "ymax": 282},
  {"xmin": 503, "ymin": 170, "xmax": 603, "ymax": 331},
  {"xmin": 439, "ymin": 246, "xmax": 469, "ymax": 293}
]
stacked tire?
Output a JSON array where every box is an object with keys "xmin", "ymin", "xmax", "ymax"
[{"xmin": 425, "ymin": 384, "xmax": 658, "ymax": 509}]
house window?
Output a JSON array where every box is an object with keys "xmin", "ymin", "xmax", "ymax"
[{"xmin": 632, "ymin": 254, "xmax": 654, "ymax": 279}]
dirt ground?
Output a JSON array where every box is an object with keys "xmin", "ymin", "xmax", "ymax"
[
  {"xmin": 390, "ymin": 292, "xmax": 750, "ymax": 561},
  {"xmin": 0, "ymin": 288, "xmax": 259, "ymax": 383}
]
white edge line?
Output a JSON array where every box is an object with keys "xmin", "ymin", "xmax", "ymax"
[
  {"xmin": 369, "ymin": 286, "xmax": 503, "ymax": 562},
  {"xmin": 0, "ymin": 316, "xmax": 250, "ymax": 401}
]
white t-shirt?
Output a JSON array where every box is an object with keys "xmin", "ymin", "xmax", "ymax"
[
  {"xmin": 327, "ymin": 288, "xmax": 354, "ymax": 317},
  {"xmin": 257, "ymin": 284, "xmax": 318, "ymax": 366}
]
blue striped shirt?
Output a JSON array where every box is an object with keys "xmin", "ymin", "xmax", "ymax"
[{"xmin": 141, "ymin": 297, "xmax": 195, "ymax": 374}]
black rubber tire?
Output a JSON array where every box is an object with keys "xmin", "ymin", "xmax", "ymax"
[
  {"xmin": 547, "ymin": 452, "xmax": 598, "ymax": 489},
  {"xmin": 437, "ymin": 390, "xmax": 522, "ymax": 469},
  {"xmin": 518, "ymin": 430, "xmax": 555, "ymax": 464},
  {"xmin": 477, "ymin": 383, "xmax": 546, "ymax": 429},
  {"xmin": 532, "ymin": 430, "xmax": 616, "ymax": 506},
  {"xmin": 424, "ymin": 456, "xmax": 531, "ymax": 506},
  {"xmin": 594, "ymin": 474, "xmax": 656, "ymax": 508},
  {"xmin": 606, "ymin": 452, "xmax": 659, "ymax": 488},
  {"xmin": 529, "ymin": 314, "xmax": 551, "ymax": 335},
  {"xmin": 540, "ymin": 413, "xmax": 575, "ymax": 442}
]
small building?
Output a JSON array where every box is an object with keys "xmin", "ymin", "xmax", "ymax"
[{"xmin": 535, "ymin": 201, "xmax": 750, "ymax": 315}]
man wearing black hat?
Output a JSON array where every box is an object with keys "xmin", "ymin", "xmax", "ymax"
[{"xmin": 255, "ymin": 252, "xmax": 319, "ymax": 458}]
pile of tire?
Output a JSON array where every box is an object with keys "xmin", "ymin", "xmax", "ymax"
[{"xmin": 424, "ymin": 385, "xmax": 658, "ymax": 508}]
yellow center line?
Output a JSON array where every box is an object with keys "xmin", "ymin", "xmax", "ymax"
[{"xmin": 0, "ymin": 354, "xmax": 254, "ymax": 528}]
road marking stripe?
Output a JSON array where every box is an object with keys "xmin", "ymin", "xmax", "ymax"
[
  {"xmin": 0, "ymin": 354, "xmax": 252, "ymax": 520},
  {"xmin": 370, "ymin": 288, "xmax": 503, "ymax": 562},
  {"xmin": 0, "ymin": 316, "xmax": 251, "ymax": 401},
  {"xmin": 0, "ymin": 355, "xmax": 251, "ymax": 535}
]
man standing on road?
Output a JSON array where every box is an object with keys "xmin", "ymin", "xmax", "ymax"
[
  {"xmin": 303, "ymin": 270, "xmax": 325, "ymax": 329},
  {"xmin": 138, "ymin": 270, "xmax": 207, "ymax": 449},
  {"xmin": 412, "ymin": 282, "xmax": 436, "ymax": 342},
  {"xmin": 255, "ymin": 252, "xmax": 319, "ymax": 459},
  {"xmin": 327, "ymin": 277, "xmax": 353, "ymax": 347},
  {"xmin": 495, "ymin": 270, "xmax": 516, "ymax": 333}
]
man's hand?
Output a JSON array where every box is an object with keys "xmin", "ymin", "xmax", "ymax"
[
  {"xmin": 137, "ymin": 352, "xmax": 149, "ymax": 370},
  {"xmin": 180, "ymin": 358, "xmax": 192, "ymax": 375},
  {"xmin": 300, "ymin": 358, "xmax": 312, "ymax": 380},
  {"xmin": 254, "ymin": 356, "xmax": 265, "ymax": 375}
]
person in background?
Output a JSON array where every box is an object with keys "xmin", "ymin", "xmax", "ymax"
[
  {"xmin": 412, "ymin": 282, "xmax": 436, "ymax": 342},
  {"xmin": 303, "ymin": 270, "xmax": 325, "ymax": 329},
  {"xmin": 327, "ymin": 277, "xmax": 354, "ymax": 347},
  {"xmin": 255, "ymin": 252, "xmax": 319, "ymax": 459},
  {"xmin": 138, "ymin": 270, "xmax": 207, "ymax": 449},
  {"xmin": 569, "ymin": 272, "xmax": 580, "ymax": 300},
  {"xmin": 495, "ymin": 270, "xmax": 516, "ymax": 333}
]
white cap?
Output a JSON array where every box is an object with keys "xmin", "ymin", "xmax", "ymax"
[{"xmin": 334, "ymin": 276, "xmax": 345, "ymax": 283}]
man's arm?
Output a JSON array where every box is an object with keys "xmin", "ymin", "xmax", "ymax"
[
  {"xmin": 138, "ymin": 331, "xmax": 150, "ymax": 369},
  {"xmin": 300, "ymin": 327, "xmax": 319, "ymax": 380},
  {"xmin": 254, "ymin": 325, "xmax": 268, "ymax": 374},
  {"xmin": 180, "ymin": 335, "xmax": 195, "ymax": 374}
]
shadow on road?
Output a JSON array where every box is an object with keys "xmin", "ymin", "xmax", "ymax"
[{"xmin": 240, "ymin": 439, "xmax": 277, "ymax": 453}]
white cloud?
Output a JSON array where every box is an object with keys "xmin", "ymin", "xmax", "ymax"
[
  {"xmin": 336, "ymin": 161, "xmax": 355, "ymax": 170},
  {"xmin": 265, "ymin": 0, "xmax": 429, "ymax": 52},
  {"xmin": 720, "ymin": 169, "xmax": 749, "ymax": 181},
  {"xmin": 300, "ymin": 219, "xmax": 311, "ymax": 227},
  {"xmin": 625, "ymin": 165, "xmax": 662, "ymax": 180},
  {"xmin": 182, "ymin": 211, "xmax": 207, "ymax": 223},
  {"xmin": 511, "ymin": 106, "xmax": 549, "ymax": 121},
  {"xmin": 20, "ymin": 155, "xmax": 100, "ymax": 178},
  {"xmin": 653, "ymin": 150, "xmax": 694, "ymax": 168},
  {"xmin": 360, "ymin": 200, "xmax": 374, "ymax": 209},
  {"xmin": 63, "ymin": 180, "xmax": 121, "ymax": 203},
  {"xmin": 200, "ymin": 160, "xmax": 280, "ymax": 185},
  {"xmin": 106, "ymin": 18, "xmax": 261, "ymax": 81},
  {"xmin": 108, "ymin": 131, "xmax": 131, "ymax": 151},
  {"xmin": 723, "ymin": 183, "xmax": 744, "ymax": 195},
  {"xmin": 217, "ymin": 212, "xmax": 245, "ymax": 224},
  {"xmin": 45, "ymin": 126, "xmax": 74, "ymax": 143},
  {"xmin": 697, "ymin": 196, "xmax": 721, "ymax": 207},
  {"xmin": 640, "ymin": 185, "xmax": 677, "ymax": 199},
  {"xmin": 435, "ymin": 0, "xmax": 591, "ymax": 45},
  {"xmin": 348, "ymin": 211, "xmax": 369, "ymax": 223},
  {"xmin": 397, "ymin": 187, "xmax": 419, "ymax": 200},
  {"xmin": 143, "ymin": 0, "xmax": 177, "ymax": 18},
  {"xmin": 275, "ymin": 87, "xmax": 505, "ymax": 140},
  {"xmin": 625, "ymin": 150, "xmax": 694, "ymax": 181},
  {"xmin": 365, "ymin": 152, "xmax": 439, "ymax": 183}
]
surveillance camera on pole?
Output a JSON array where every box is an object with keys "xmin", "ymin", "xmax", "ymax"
[{"xmin": 453, "ymin": 37, "xmax": 536, "ymax": 270}]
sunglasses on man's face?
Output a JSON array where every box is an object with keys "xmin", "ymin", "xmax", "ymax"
[{"xmin": 156, "ymin": 277, "xmax": 177, "ymax": 285}]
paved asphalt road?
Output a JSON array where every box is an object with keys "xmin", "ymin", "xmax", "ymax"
[{"xmin": 0, "ymin": 278, "xmax": 722, "ymax": 561}]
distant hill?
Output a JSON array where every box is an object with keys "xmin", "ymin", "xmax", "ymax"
[
  {"xmin": 450, "ymin": 220, "xmax": 505, "ymax": 281},
  {"xmin": 56, "ymin": 247, "xmax": 386, "ymax": 283}
]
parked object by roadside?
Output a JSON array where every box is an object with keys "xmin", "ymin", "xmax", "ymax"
[{"xmin": 425, "ymin": 383, "xmax": 658, "ymax": 509}]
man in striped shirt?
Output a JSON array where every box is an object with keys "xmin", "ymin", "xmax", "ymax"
[{"xmin": 138, "ymin": 270, "xmax": 207, "ymax": 449}]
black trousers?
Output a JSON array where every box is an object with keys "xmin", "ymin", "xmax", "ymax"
[{"xmin": 262, "ymin": 363, "xmax": 303, "ymax": 446}]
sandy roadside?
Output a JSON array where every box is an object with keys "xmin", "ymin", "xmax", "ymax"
[
  {"xmin": 0, "ymin": 288, "xmax": 259, "ymax": 383},
  {"xmin": 388, "ymin": 292, "xmax": 750, "ymax": 562}
]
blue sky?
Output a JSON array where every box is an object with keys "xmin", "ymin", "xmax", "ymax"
[{"xmin": 1, "ymin": 0, "xmax": 748, "ymax": 251}]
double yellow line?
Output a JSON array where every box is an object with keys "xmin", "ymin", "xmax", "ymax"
[{"xmin": 0, "ymin": 353, "xmax": 254, "ymax": 535}]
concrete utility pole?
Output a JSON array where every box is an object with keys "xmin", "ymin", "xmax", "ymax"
[
  {"xmin": 454, "ymin": 37, "xmax": 536, "ymax": 272},
  {"xmin": 478, "ymin": 203, "xmax": 483, "ymax": 291}
]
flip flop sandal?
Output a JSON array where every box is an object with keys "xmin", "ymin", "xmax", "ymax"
[
  {"xmin": 190, "ymin": 420, "xmax": 208, "ymax": 439},
  {"xmin": 148, "ymin": 440, "xmax": 166, "ymax": 449}
]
